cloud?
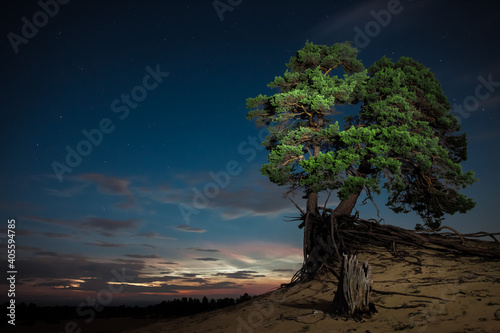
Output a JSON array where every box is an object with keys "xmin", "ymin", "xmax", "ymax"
[
  {"xmin": 23, "ymin": 215, "xmax": 140, "ymax": 237},
  {"xmin": 1, "ymin": 229, "xmax": 72, "ymax": 241},
  {"xmin": 181, "ymin": 273, "xmax": 199, "ymax": 278},
  {"xmin": 215, "ymin": 241, "xmax": 303, "ymax": 269},
  {"xmin": 138, "ymin": 243, "xmax": 156, "ymax": 249},
  {"xmin": 30, "ymin": 251, "xmax": 85, "ymax": 260},
  {"xmin": 183, "ymin": 167, "xmax": 324, "ymax": 220},
  {"xmin": 183, "ymin": 277, "xmax": 209, "ymax": 284},
  {"xmin": 211, "ymin": 179, "xmax": 302, "ymax": 220},
  {"xmin": 174, "ymin": 225, "xmax": 207, "ymax": 233},
  {"xmin": 77, "ymin": 173, "xmax": 132, "ymax": 195},
  {"xmin": 35, "ymin": 280, "xmax": 76, "ymax": 287},
  {"xmin": 83, "ymin": 217, "xmax": 139, "ymax": 231},
  {"xmin": 34, "ymin": 251, "xmax": 60, "ymax": 257},
  {"xmin": 46, "ymin": 173, "xmax": 137, "ymax": 208},
  {"xmin": 14, "ymin": 256, "xmax": 143, "ymax": 289},
  {"xmin": 23, "ymin": 216, "xmax": 72, "ymax": 227},
  {"xmin": 124, "ymin": 254, "xmax": 160, "ymax": 259},
  {"xmin": 132, "ymin": 167, "xmax": 313, "ymax": 221},
  {"xmin": 213, "ymin": 270, "xmax": 263, "ymax": 280},
  {"xmin": 84, "ymin": 241, "xmax": 124, "ymax": 248},
  {"xmin": 11, "ymin": 244, "xmax": 285, "ymax": 304},
  {"xmin": 42, "ymin": 232, "xmax": 72, "ymax": 239},
  {"xmin": 161, "ymin": 168, "xmax": 300, "ymax": 220},
  {"xmin": 188, "ymin": 247, "xmax": 220, "ymax": 253},
  {"xmin": 272, "ymin": 269, "xmax": 296, "ymax": 273},
  {"xmin": 95, "ymin": 280, "xmax": 243, "ymax": 294},
  {"xmin": 18, "ymin": 245, "xmax": 43, "ymax": 252},
  {"xmin": 136, "ymin": 185, "xmax": 186, "ymax": 204},
  {"xmin": 5, "ymin": 250, "xmax": 263, "ymax": 301},
  {"xmin": 116, "ymin": 258, "xmax": 146, "ymax": 264},
  {"xmin": 138, "ymin": 232, "xmax": 176, "ymax": 240},
  {"xmin": 159, "ymin": 271, "xmax": 174, "ymax": 275}
]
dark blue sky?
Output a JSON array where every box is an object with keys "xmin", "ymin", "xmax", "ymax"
[{"xmin": 1, "ymin": 0, "xmax": 499, "ymax": 306}]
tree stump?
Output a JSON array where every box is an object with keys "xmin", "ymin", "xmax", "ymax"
[{"xmin": 332, "ymin": 254, "xmax": 372, "ymax": 316}]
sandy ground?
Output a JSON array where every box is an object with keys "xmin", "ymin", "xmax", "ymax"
[{"xmin": 120, "ymin": 243, "xmax": 500, "ymax": 333}]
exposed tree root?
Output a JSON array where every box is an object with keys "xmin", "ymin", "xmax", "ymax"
[{"xmin": 287, "ymin": 211, "xmax": 500, "ymax": 286}]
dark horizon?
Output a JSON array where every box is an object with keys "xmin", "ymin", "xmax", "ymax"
[{"xmin": 2, "ymin": 292, "xmax": 253, "ymax": 313}]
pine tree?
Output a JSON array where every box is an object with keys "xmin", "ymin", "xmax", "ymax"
[{"xmin": 246, "ymin": 42, "xmax": 477, "ymax": 276}]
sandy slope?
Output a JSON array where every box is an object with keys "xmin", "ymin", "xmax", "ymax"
[{"xmin": 121, "ymin": 242, "xmax": 500, "ymax": 333}]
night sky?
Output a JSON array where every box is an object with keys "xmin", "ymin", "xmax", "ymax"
[{"xmin": 1, "ymin": 0, "xmax": 499, "ymax": 306}]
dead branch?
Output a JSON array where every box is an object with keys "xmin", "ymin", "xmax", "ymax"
[
  {"xmin": 461, "ymin": 231, "xmax": 500, "ymax": 242},
  {"xmin": 322, "ymin": 190, "xmax": 332, "ymax": 213},
  {"xmin": 289, "ymin": 197, "xmax": 306, "ymax": 216},
  {"xmin": 361, "ymin": 186, "xmax": 380, "ymax": 218},
  {"xmin": 430, "ymin": 225, "xmax": 465, "ymax": 244}
]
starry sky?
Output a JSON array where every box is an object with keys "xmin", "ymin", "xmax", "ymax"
[{"xmin": 0, "ymin": 0, "xmax": 499, "ymax": 306}]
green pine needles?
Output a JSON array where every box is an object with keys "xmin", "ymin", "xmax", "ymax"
[{"xmin": 246, "ymin": 41, "xmax": 477, "ymax": 230}]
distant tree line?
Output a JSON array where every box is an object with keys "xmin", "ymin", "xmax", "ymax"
[{"xmin": 0, "ymin": 293, "xmax": 253, "ymax": 326}]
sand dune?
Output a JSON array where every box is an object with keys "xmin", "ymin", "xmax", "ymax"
[{"xmin": 121, "ymin": 242, "xmax": 500, "ymax": 333}]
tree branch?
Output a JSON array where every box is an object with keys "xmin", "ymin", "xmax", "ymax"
[{"xmin": 362, "ymin": 186, "xmax": 380, "ymax": 218}]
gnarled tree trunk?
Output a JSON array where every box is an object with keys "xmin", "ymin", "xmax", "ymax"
[
  {"xmin": 299, "ymin": 156, "xmax": 370, "ymax": 280},
  {"xmin": 300, "ymin": 189, "xmax": 363, "ymax": 279}
]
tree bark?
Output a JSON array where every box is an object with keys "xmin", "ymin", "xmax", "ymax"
[
  {"xmin": 303, "ymin": 124, "xmax": 321, "ymax": 261},
  {"xmin": 306, "ymin": 191, "xmax": 318, "ymax": 214},
  {"xmin": 332, "ymin": 254, "xmax": 372, "ymax": 316},
  {"xmin": 303, "ymin": 192, "xmax": 318, "ymax": 261},
  {"xmin": 333, "ymin": 159, "xmax": 371, "ymax": 217},
  {"xmin": 333, "ymin": 190, "xmax": 362, "ymax": 217}
]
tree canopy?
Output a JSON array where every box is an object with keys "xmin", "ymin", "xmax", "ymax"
[{"xmin": 246, "ymin": 41, "xmax": 476, "ymax": 229}]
